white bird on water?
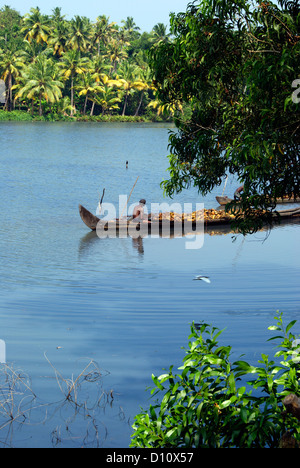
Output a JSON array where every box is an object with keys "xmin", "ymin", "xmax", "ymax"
[{"xmin": 193, "ymin": 276, "xmax": 211, "ymax": 284}]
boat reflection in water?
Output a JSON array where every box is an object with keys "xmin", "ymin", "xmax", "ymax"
[
  {"xmin": 78, "ymin": 202, "xmax": 300, "ymax": 263},
  {"xmin": 79, "ymin": 204, "xmax": 300, "ymax": 239}
]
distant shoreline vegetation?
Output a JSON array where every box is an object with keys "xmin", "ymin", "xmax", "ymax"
[
  {"xmin": 0, "ymin": 109, "xmax": 170, "ymax": 123},
  {"xmin": 0, "ymin": 6, "xmax": 176, "ymax": 121}
]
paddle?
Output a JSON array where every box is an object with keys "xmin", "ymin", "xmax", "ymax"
[{"xmin": 97, "ymin": 188, "xmax": 105, "ymax": 215}]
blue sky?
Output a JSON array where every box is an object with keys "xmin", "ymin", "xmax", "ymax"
[{"xmin": 2, "ymin": 0, "xmax": 192, "ymax": 32}]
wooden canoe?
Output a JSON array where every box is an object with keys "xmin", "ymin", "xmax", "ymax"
[
  {"xmin": 79, "ymin": 205, "xmax": 187, "ymax": 234},
  {"xmin": 216, "ymin": 195, "xmax": 300, "ymax": 206},
  {"xmin": 79, "ymin": 204, "xmax": 152, "ymax": 232},
  {"xmin": 79, "ymin": 204, "xmax": 300, "ymax": 233}
]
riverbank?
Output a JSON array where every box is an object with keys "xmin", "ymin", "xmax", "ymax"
[{"xmin": 0, "ymin": 110, "xmax": 170, "ymax": 123}]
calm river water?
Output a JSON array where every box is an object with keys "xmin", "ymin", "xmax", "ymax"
[{"xmin": 0, "ymin": 122, "xmax": 299, "ymax": 448}]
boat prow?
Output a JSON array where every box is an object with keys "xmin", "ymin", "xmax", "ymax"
[
  {"xmin": 216, "ymin": 196, "xmax": 233, "ymax": 206},
  {"xmin": 79, "ymin": 204, "xmax": 100, "ymax": 231}
]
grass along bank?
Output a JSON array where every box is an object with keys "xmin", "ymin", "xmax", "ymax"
[{"xmin": 0, "ymin": 109, "xmax": 171, "ymax": 123}]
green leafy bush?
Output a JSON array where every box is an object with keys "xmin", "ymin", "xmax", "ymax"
[
  {"xmin": 0, "ymin": 110, "xmax": 34, "ymax": 121},
  {"xmin": 130, "ymin": 313, "xmax": 300, "ymax": 448}
]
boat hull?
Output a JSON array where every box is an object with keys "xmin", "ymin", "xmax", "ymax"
[
  {"xmin": 216, "ymin": 195, "xmax": 300, "ymax": 206},
  {"xmin": 79, "ymin": 204, "xmax": 300, "ymax": 234},
  {"xmin": 79, "ymin": 204, "xmax": 101, "ymax": 231}
]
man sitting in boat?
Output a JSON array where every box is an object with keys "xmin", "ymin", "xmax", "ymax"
[
  {"xmin": 234, "ymin": 185, "xmax": 244, "ymax": 200},
  {"xmin": 133, "ymin": 199, "xmax": 147, "ymax": 220}
]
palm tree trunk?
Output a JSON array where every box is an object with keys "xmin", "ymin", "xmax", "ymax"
[
  {"xmin": 39, "ymin": 92, "xmax": 43, "ymax": 116},
  {"xmin": 4, "ymin": 86, "xmax": 8, "ymax": 111},
  {"xmin": 135, "ymin": 91, "xmax": 144, "ymax": 116},
  {"xmin": 122, "ymin": 91, "xmax": 128, "ymax": 116},
  {"xmin": 9, "ymin": 74, "xmax": 13, "ymax": 112},
  {"xmin": 83, "ymin": 95, "xmax": 88, "ymax": 114},
  {"xmin": 5, "ymin": 73, "xmax": 13, "ymax": 112},
  {"xmin": 71, "ymin": 73, "xmax": 74, "ymax": 117},
  {"xmin": 90, "ymin": 101, "xmax": 95, "ymax": 116}
]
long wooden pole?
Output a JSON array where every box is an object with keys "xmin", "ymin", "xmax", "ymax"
[
  {"xmin": 120, "ymin": 177, "xmax": 139, "ymax": 218},
  {"xmin": 98, "ymin": 188, "xmax": 105, "ymax": 215},
  {"xmin": 222, "ymin": 176, "xmax": 228, "ymax": 196}
]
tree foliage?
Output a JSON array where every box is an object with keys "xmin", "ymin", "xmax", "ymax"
[
  {"xmin": 149, "ymin": 0, "xmax": 300, "ymax": 234},
  {"xmin": 131, "ymin": 313, "xmax": 300, "ymax": 448},
  {"xmin": 0, "ymin": 5, "xmax": 171, "ymax": 119},
  {"xmin": 16, "ymin": 54, "xmax": 63, "ymax": 116}
]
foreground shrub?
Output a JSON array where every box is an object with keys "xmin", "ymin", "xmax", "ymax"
[
  {"xmin": 130, "ymin": 313, "xmax": 300, "ymax": 448},
  {"xmin": 0, "ymin": 110, "xmax": 34, "ymax": 121}
]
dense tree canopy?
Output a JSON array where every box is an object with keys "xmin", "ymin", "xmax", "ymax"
[
  {"xmin": 149, "ymin": 0, "xmax": 300, "ymax": 234},
  {"xmin": 0, "ymin": 5, "xmax": 171, "ymax": 119}
]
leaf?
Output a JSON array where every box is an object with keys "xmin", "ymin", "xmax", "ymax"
[
  {"xmin": 158, "ymin": 373, "xmax": 170, "ymax": 382},
  {"xmin": 286, "ymin": 320, "xmax": 297, "ymax": 333},
  {"xmin": 267, "ymin": 335, "xmax": 284, "ymax": 341},
  {"xmin": 166, "ymin": 427, "xmax": 178, "ymax": 440},
  {"xmin": 152, "ymin": 374, "xmax": 165, "ymax": 391},
  {"xmin": 219, "ymin": 399, "xmax": 232, "ymax": 409},
  {"xmin": 233, "ymin": 360, "xmax": 256, "ymax": 373},
  {"xmin": 238, "ymin": 386, "xmax": 246, "ymax": 396}
]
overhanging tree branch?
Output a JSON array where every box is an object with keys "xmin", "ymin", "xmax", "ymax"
[{"xmin": 149, "ymin": 0, "xmax": 300, "ymax": 235}]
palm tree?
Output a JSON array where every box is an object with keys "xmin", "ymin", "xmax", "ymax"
[
  {"xmin": 117, "ymin": 26, "xmax": 131, "ymax": 50},
  {"xmin": 67, "ymin": 15, "xmax": 92, "ymax": 52},
  {"xmin": 151, "ymin": 23, "xmax": 170, "ymax": 44},
  {"xmin": 94, "ymin": 83, "xmax": 121, "ymax": 115},
  {"xmin": 92, "ymin": 15, "xmax": 117, "ymax": 56},
  {"xmin": 87, "ymin": 56, "xmax": 117, "ymax": 115},
  {"xmin": 49, "ymin": 18, "xmax": 69, "ymax": 57},
  {"xmin": 90, "ymin": 55, "xmax": 111, "ymax": 83},
  {"xmin": 21, "ymin": 7, "xmax": 50, "ymax": 45},
  {"xmin": 50, "ymin": 7, "xmax": 65, "ymax": 24},
  {"xmin": 77, "ymin": 72, "xmax": 104, "ymax": 114},
  {"xmin": 16, "ymin": 55, "xmax": 63, "ymax": 116},
  {"xmin": 59, "ymin": 49, "xmax": 89, "ymax": 116},
  {"xmin": 121, "ymin": 17, "xmax": 140, "ymax": 39},
  {"xmin": 56, "ymin": 95, "xmax": 73, "ymax": 116},
  {"xmin": 134, "ymin": 66, "xmax": 153, "ymax": 116},
  {"xmin": 0, "ymin": 45, "xmax": 25, "ymax": 111},
  {"xmin": 106, "ymin": 38, "xmax": 128, "ymax": 73},
  {"xmin": 112, "ymin": 62, "xmax": 147, "ymax": 116},
  {"xmin": 22, "ymin": 39, "xmax": 46, "ymax": 63}
]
